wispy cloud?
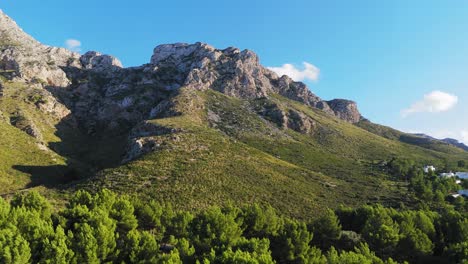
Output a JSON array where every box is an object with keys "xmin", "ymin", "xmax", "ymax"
[
  {"xmin": 267, "ymin": 62, "xmax": 320, "ymax": 82},
  {"xmin": 65, "ymin": 39, "xmax": 82, "ymax": 52},
  {"xmin": 401, "ymin": 90, "xmax": 458, "ymax": 117}
]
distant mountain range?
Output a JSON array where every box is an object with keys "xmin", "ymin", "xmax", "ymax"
[{"xmin": 413, "ymin": 133, "xmax": 468, "ymax": 151}]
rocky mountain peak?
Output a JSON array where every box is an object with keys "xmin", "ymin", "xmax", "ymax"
[
  {"xmin": 0, "ymin": 9, "xmax": 39, "ymax": 48},
  {"xmin": 0, "ymin": 9, "xmax": 362, "ymax": 124},
  {"xmin": 147, "ymin": 42, "xmax": 362, "ymax": 123},
  {"xmin": 80, "ymin": 51, "xmax": 123, "ymax": 71},
  {"xmin": 0, "ymin": 11, "xmax": 81, "ymax": 86},
  {"xmin": 148, "ymin": 42, "xmax": 269, "ymax": 98},
  {"xmin": 151, "ymin": 42, "xmax": 218, "ymax": 65}
]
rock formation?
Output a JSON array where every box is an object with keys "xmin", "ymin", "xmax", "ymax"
[
  {"xmin": 0, "ymin": 10, "xmax": 81, "ymax": 87},
  {"xmin": 326, "ymin": 99, "xmax": 362, "ymax": 123},
  {"xmin": 146, "ymin": 42, "xmax": 362, "ymax": 123},
  {"xmin": 0, "ymin": 10, "xmax": 364, "ymax": 163}
]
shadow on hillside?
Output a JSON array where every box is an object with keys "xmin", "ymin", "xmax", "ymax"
[
  {"xmin": 11, "ymin": 114, "xmax": 126, "ymax": 190},
  {"xmin": 13, "ymin": 165, "xmax": 80, "ymax": 189},
  {"xmin": 10, "ymin": 64, "xmax": 176, "ymax": 191},
  {"xmin": 9, "ymin": 66, "xmax": 117, "ymax": 190},
  {"xmin": 10, "ymin": 113, "xmax": 96, "ymax": 190}
]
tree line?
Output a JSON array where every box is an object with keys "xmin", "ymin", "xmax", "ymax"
[
  {"xmin": 387, "ymin": 158, "xmax": 467, "ymax": 211},
  {"xmin": 0, "ymin": 188, "xmax": 466, "ymax": 264}
]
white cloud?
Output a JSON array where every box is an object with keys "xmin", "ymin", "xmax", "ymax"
[
  {"xmin": 267, "ymin": 62, "xmax": 320, "ymax": 82},
  {"xmin": 65, "ymin": 39, "xmax": 82, "ymax": 52},
  {"xmin": 401, "ymin": 90, "xmax": 458, "ymax": 117}
]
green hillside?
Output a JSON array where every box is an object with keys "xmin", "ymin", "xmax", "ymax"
[
  {"xmin": 77, "ymin": 88, "xmax": 468, "ymax": 218},
  {"xmin": 357, "ymin": 120, "xmax": 468, "ymax": 155},
  {"xmin": 0, "ymin": 81, "xmax": 70, "ymax": 193},
  {"xmin": 2, "ymin": 79, "xmax": 467, "ymax": 218},
  {"xmin": 0, "ymin": 80, "xmax": 126, "ymax": 194}
]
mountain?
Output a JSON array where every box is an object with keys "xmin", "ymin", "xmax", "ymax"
[
  {"xmin": 355, "ymin": 121, "xmax": 468, "ymax": 154},
  {"xmin": 390, "ymin": 132, "xmax": 468, "ymax": 152},
  {"xmin": 1, "ymin": 10, "xmax": 467, "ymax": 217},
  {"xmin": 441, "ymin": 138, "xmax": 468, "ymax": 151},
  {"xmin": 411, "ymin": 133, "xmax": 468, "ymax": 151}
]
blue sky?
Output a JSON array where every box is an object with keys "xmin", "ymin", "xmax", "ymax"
[{"xmin": 3, "ymin": 1, "xmax": 468, "ymax": 143}]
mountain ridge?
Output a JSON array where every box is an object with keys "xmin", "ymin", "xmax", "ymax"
[
  {"xmin": 0, "ymin": 10, "xmax": 467, "ymax": 217},
  {"xmin": 412, "ymin": 133, "xmax": 468, "ymax": 151},
  {"xmin": 0, "ymin": 9, "xmax": 362, "ymax": 124}
]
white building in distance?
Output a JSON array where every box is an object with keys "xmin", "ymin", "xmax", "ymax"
[
  {"xmin": 423, "ymin": 165, "xmax": 436, "ymax": 173},
  {"xmin": 440, "ymin": 172, "xmax": 455, "ymax": 178}
]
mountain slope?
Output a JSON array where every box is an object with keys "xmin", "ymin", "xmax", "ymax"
[
  {"xmin": 357, "ymin": 120, "xmax": 468, "ymax": 155},
  {"xmin": 80, "ymin": 88, "xmax": 467, "ymax": 218},
  {"xmin": 441, "ymin": 137, "xmax": 468, "ymax": 151},
  {"xmin": 0, "ymin": 10, "xmax": 467, "ymax": 218},
  {"xmin": 80, "ymin": 88, "xmax": 409, "ymax": 218},
  {"xmin": 412, "ymin": 133, "xmax": 468, "ymax": 151}
]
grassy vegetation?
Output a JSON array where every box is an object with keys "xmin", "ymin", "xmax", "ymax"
[
  {"xmin": 0, "ymin": 120, "xmax": 67, "ymax": 193},
  {"xmin": 357, "ymin": 120, "xmax": 468, "ymax": 157},
  {"xmin": 0, "ymin": 80, "xmax": 132, "ymax": 194},
  {"xmin": 1, "ymin": 82, "xmax": 467, "ymax": 220},
  {"xmin": 0, "ymin": 82, "xmax": 69, "ymax": 193},
  {"xmin": 77, "ymin": 89, "xmax": 468, "ymax": 219}
]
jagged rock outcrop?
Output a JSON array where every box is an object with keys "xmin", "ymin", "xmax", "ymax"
[
  {"xmin": 260, "ymin": 102, "xmax": 289, "ymax": 129},
  {"xmin": 0, "ymin": 9, "xmax": 362, "ymax": 126},
  {"xmin": 24, "ymin": 87, "xmax": 72, "ymax": 120},
  {"xmin": 287, "ymin": 109, "xmax": 315, "ymax": 134},
  {"xmin": 0, "ymin": 10, "xmax": 81, "ymax": 86},
  {"xmin": 122, "ymin": 121, "xmax": 181, "ymax": 162},
  {"xmin": 274, "ymin": 75, "xmax": 329, "ymax": 112},
  {"xmin": 326, "ymin": 99, "xmax": 362, "ymax": 123},
  {"xmin": 80, "ymin": 51, "xmax": 123, "ymax": 72},
  {"xmin": 0, "ymin": 10, "xmax": 364, "ymax": 164},
  {"xmin": 147, "ymin": 42, "xmax": 361, "ymax": 122},
  {"xmin": 149, "ymin": 42, "xmax": 273, "ymax": 98},
  {"xmin": 255, "ymin": 101, "xmax": 315, "ymax": 134},
  {"xmin": 9, "ymin": 111, "xmax": 42, "ymax": 140}
]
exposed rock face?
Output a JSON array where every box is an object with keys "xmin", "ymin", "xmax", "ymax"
[
  {"xmin": 326, "ymin": 99, "xmax": 362, "ymax": 123},
  {"xmin": 122, "ymin": 121, "xmax": 181, "ymax": 163},
  {"xmin": 122, "ymin": 137, "xmax": 160, "ymax": 163},
  {"xmin": 0, "ymin": 10, "xmax": 81, "ymax": 86},
  {"xmin": 260, "ymin": 102, "xmax": 289, "ymax": 129},
  {"xmin": 149, "ymin": 42, "xmax": 273, "ymax": 98},
  {"xmin": 274, "ymin": 75, "xmax": 326, "ymax": 111},
  {"xmin": 9, "ymin": 111, "xmax": 42, "ymax": 140},
  {"xmin": 0, "ymin": 10, "xmax": 364, "ymax": 163},
  {"xmin": 80, "ymin": 51, "xmax": 123, "ymax": 71},
  {"xmin": 148, "ymin": 42, "xmax": 361, "ymax": 122},
  {"xmin": 287, "ymin": 109, "xmax": 315, "ymax": 134},
  {"xmin": 256, "ymin": 102, "xmax": 315, "ymax": 134},
  {"xmin": 0, "ymin": 8, "xmax": 362, "ymax": 125}
]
